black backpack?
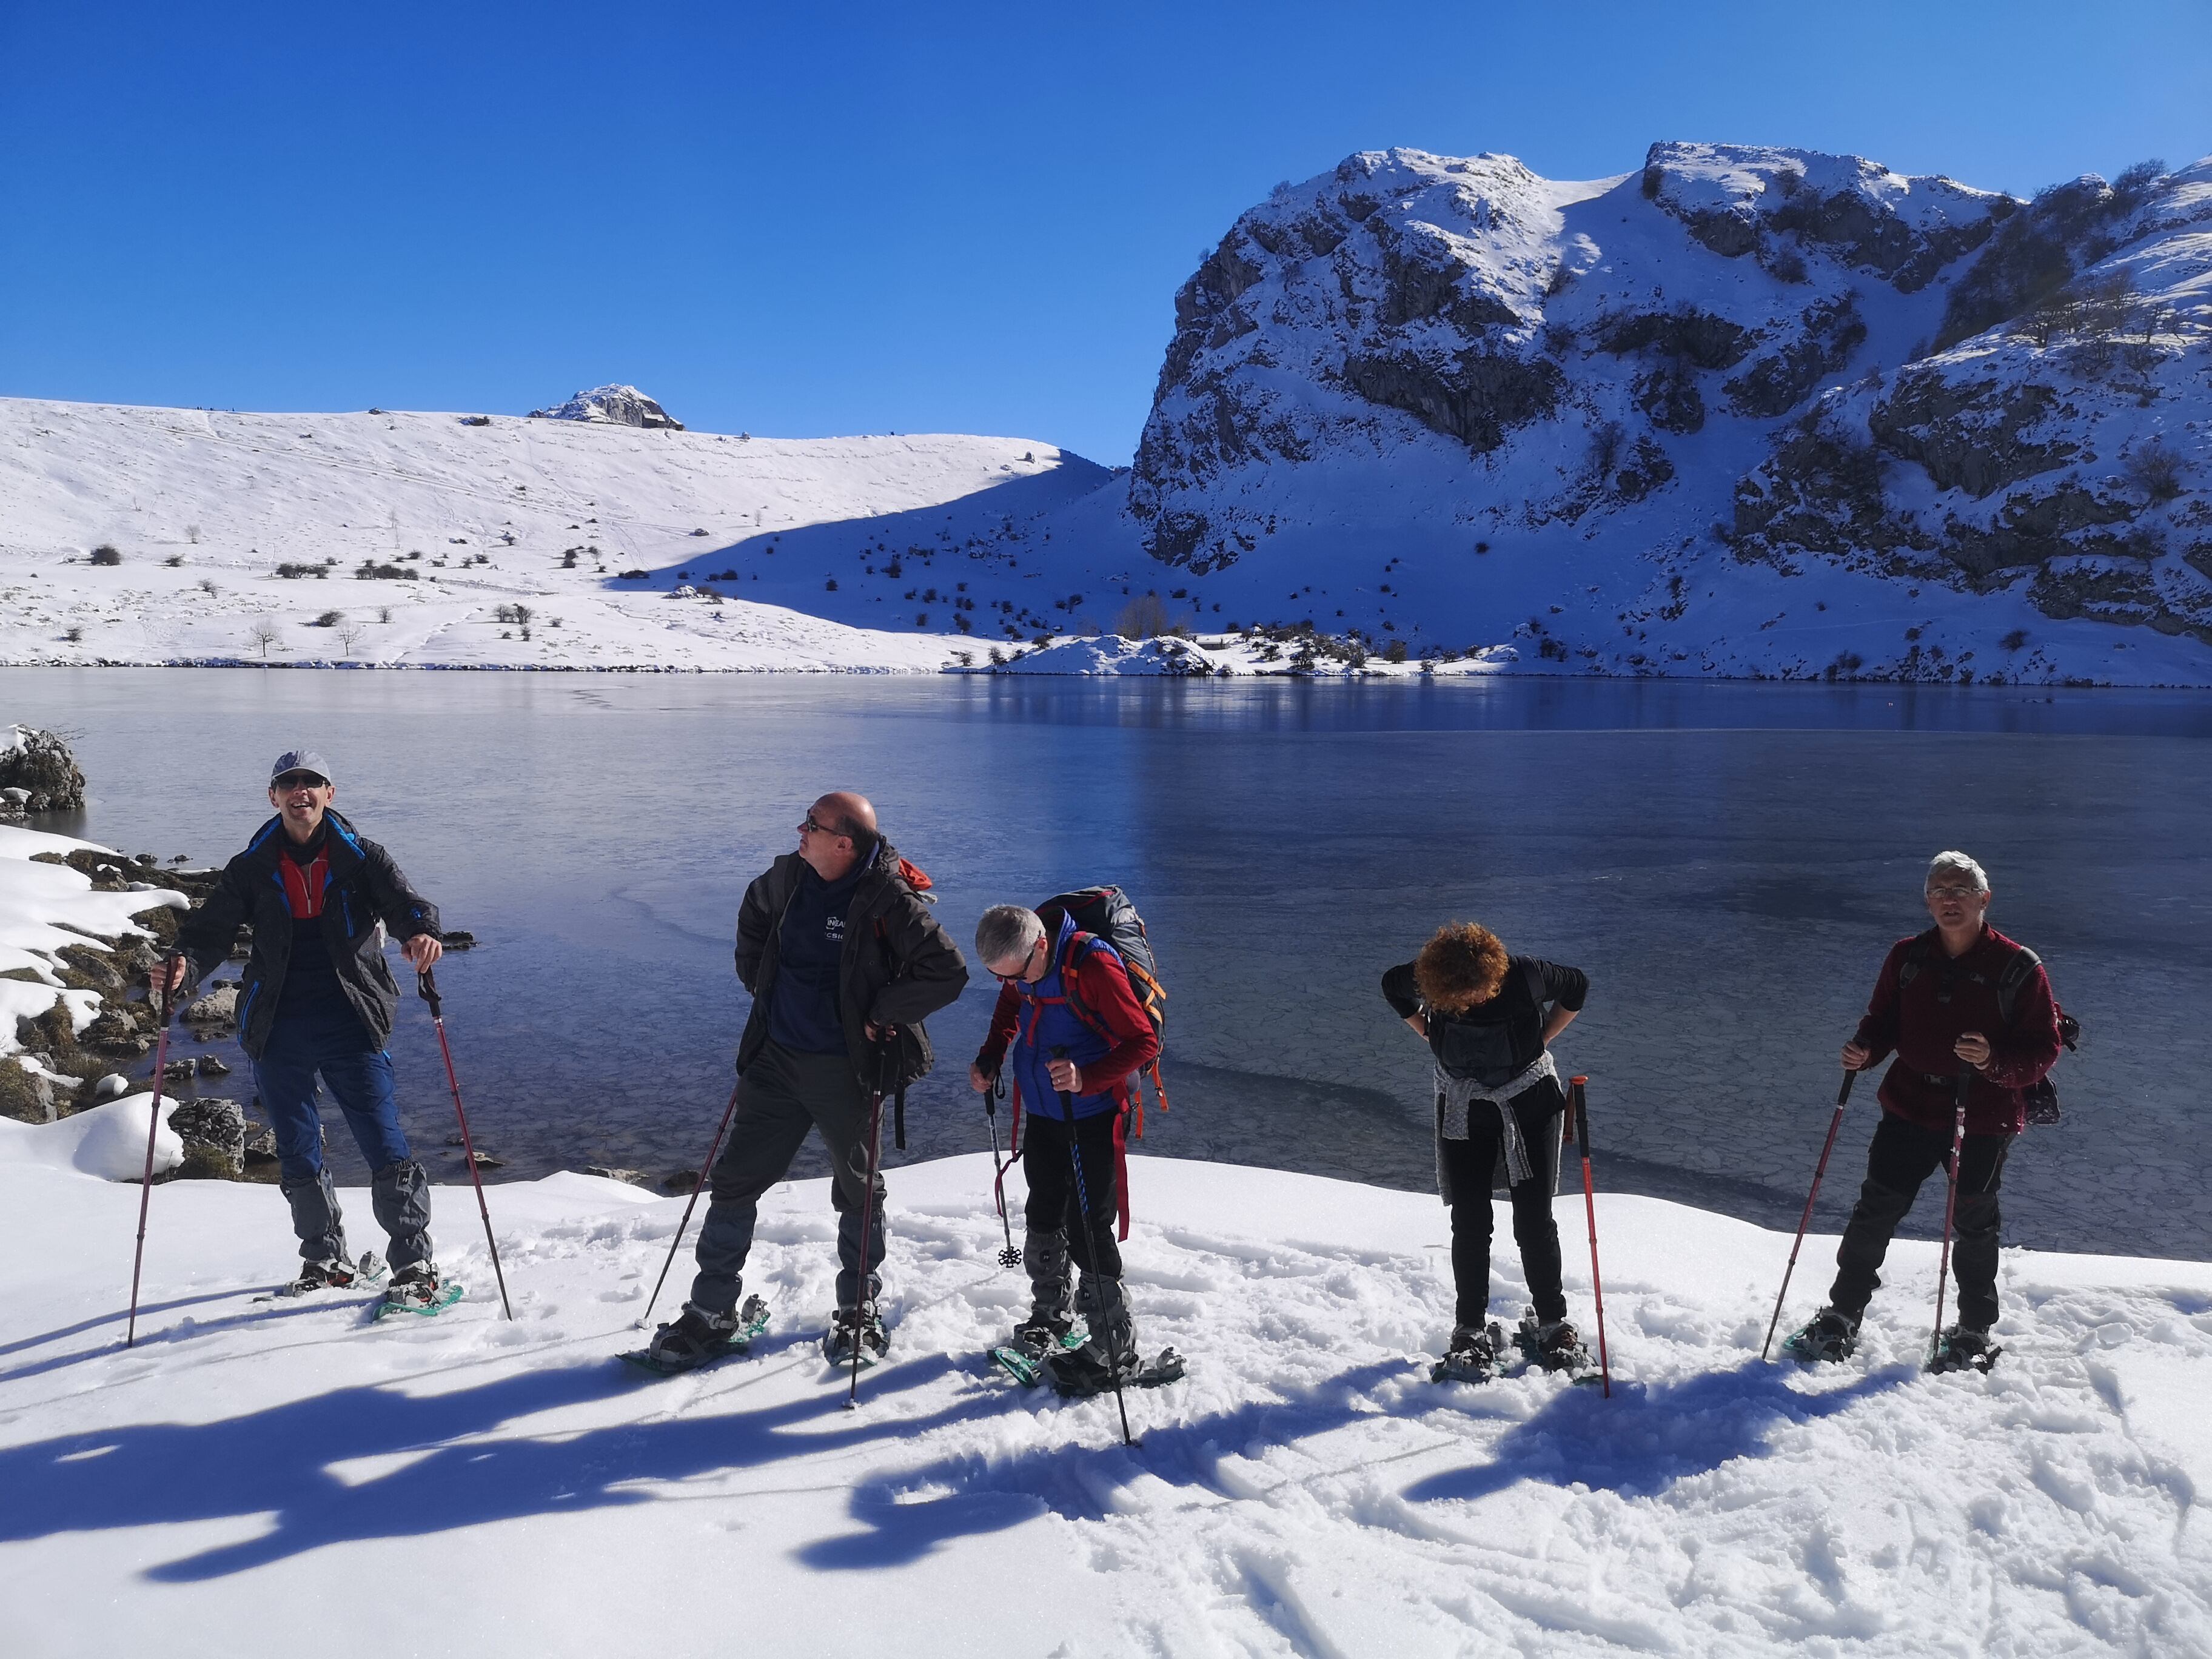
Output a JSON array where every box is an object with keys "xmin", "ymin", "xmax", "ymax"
[
  {"xmin": 1036, "ymin": 885, "xmax": 1170, "ymax": 1128},
  {"xmin": 1898, "ymin": 934, "xmax": 2079, "ymax": 1125},
  {"xmin": 1429, "ymin": 960, "xmax": 1551, "ymax": 1088}
]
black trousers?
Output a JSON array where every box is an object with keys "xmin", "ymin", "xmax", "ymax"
[
  {"xmin": 1439, "ymin": 1076, "xmax": 1567, "ymax": 1328},
  {"xmin": 1829, "ymin": 1111, "xmax": 2014, "ymax": 1330},
  {"xmin": 1022, "ymin": 1107, "xmax": 1122, "ymax": 1280}
]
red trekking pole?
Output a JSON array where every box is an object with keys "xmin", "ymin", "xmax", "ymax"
[
  {"xmin": 418, "ymin": 968, "xmax": 512, "ymax": 1319},
  {"xmin": 124, "ymin": 957, "xmax": 184, "ymax": 1349},
  {"xmin": 636, "ymin": 1073, "xmax": 743, "ymax": 1330},
  {"xmin": 1761, "ymin": 1071, "xmax": 1858, "ymax": 1361},
  {"xmin": 1570, "ymin": 1076, "xmax": 1611, "ymax": 1398},
  {"xmin": 1929, "ymin": 1070, "xmax": 1972, "ymax": 1362}
]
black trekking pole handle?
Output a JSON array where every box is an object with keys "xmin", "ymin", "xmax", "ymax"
[{"xmin": 984, "ymin": 1069, "xmax": 1018, "ymax": 1267}]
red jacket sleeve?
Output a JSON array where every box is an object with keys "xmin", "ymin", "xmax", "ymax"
[
  {"xmin": 1070, "ymin": 947, "xmax": 1161, "ymax": 1091},
  {"xmin": 1849, "ymin": 940, "xmax": 1907, "ymax": 1068},
  {"xmin": 975, "ymin": 980, "xmax": 1021, "ymax": 1075}
]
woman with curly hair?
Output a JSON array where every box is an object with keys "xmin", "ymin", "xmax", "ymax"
[{"xmin": 1382, "ymin": 922, "xmax": 1590, "ymax": 1380}]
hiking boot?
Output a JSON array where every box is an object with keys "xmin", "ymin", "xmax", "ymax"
[
  {"xmin": 1530, "ymin": 1316, "xmax": 1591, "ymax": 1373},
  {"xmin": 1787, "ymin": 1306, "xmax": 1860, "ymax": 1363},
  {"xmin": 823, "ymin": 1303, "xmax": 888, "ymax": 1366},
  {"xmin": 1432, "ymin": 1322, "xmax": 1501, "ymax": 1382},
  {"xmin": 277, "ymin": 1252, "xmax": 384, "ymax": 1298},
  {"xmin": 1931, "ymin": 1324, "xmax": 2000, "ymax": 1374},
  {"xmin": 382, "ymin": 1261, "xmax": 446, "ymax": 1313},
  {"xmin": 1011, "ymin": 1307, "xmax": 1077, "ymax": 1352},
  {"xmin": 648, "ymin": 1302, "xmax": 746, "ymax": 1369}
]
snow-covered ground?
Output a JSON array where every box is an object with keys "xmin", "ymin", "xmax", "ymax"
[
  {"xmin": 0, "ymin": 398, "xmax": 1107, "ymax": 672},
  {"xmin": 6, "ymin": 1135, "xmax": 2210, "ymax": 1658}
]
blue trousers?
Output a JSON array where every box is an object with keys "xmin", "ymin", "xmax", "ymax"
[{"xmin": 251, "ymin": 995, "xmax": 433, "ymax": 1269}]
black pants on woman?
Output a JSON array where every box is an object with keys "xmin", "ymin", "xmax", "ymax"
[{"xmin": 1439, "ymin": 1076, "xmax": 1567, "ymax": 1329}]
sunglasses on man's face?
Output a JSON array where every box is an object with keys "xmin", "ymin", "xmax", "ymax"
[{"xmin": 273, "ymin": 774, "xmax": 328, "ymax": 792}]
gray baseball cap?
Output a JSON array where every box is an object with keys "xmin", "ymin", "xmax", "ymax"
[{"xmin": 270, "ymin": 749, "xmax": 334, "ymax": 786}]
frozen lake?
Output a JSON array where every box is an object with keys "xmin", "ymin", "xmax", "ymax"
[{"xmin": 15, "ymin": 668, "xmax": 2212, "ymax": 1259}]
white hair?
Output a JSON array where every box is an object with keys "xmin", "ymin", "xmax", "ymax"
[
  {"xmin": 975, "ymin": 905, "xmax": 1045, "ymax": 968},
  {"xmin": 1926, "ymin": 851, "xmax": 1989, "ymax": 893}
]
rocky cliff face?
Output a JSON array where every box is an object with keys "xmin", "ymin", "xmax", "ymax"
[
  {"xmin": 1120, "ymin": 142, "xmax": 2212, "ymax": 680},
  {"xmin": 528, "ymin": 385, "xmax": 685, "ymax": 430}
]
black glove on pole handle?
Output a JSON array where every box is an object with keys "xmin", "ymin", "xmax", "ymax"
[
  {"xmin": 420, "ymin": 967, "xmax": 514, "ymax": 1319},
  {"xmin": 1571, "ymin": 1076, "xmax": 1611, "ymax": 1399},
  {"xmin": 125, "ymin": 959, "xmax": 185, "ymax": 1349},
  {"xmin": 1761, "ymin": 1070, "xmax": 1857, "ymax": 1361}
]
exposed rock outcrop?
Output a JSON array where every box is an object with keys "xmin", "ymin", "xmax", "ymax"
[{"xmin": 528, "ymin": 385, "xmax": 685, "ymax": 431}]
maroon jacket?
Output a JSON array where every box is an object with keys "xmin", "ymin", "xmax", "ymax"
[{"xmin": 1851, "ymin": 924, "xmax": 2061, "ymax": 1136}]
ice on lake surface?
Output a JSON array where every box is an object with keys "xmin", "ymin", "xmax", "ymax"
[{"xmin": 18, "ymin": 668, "xmax": 2211, "ymax": 1258}]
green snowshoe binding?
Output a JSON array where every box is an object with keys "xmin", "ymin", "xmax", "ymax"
[
  {"xmin": 620, "ymin": 1295, "xmax": 772, "ymax": 1377},
  {"xmin": 823, "ymin": 1302, "xmax": 888, "ymax": 1370},
  {"xmin": 988, "ymin": 1324, "xmax": 1088, "ymax": 1387},
  {"xmin": 374, "ymin": 1262, "xmax": 464, "ymax": 1319},
  {"xmin": 1781, "ymin": 1307, "xmax": 1859, "ymax": 1364}
]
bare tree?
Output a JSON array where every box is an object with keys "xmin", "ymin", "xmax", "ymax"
[
  {"xmin": 247, "ymin": 619, "xmax": 281, "ymax": 657},
  {"xmin": 337, "ymin": 624, "xmax": 366, "ymax": 655},
  {"xmin": 1113, "ymin": 592, "xmax": 1171, "ymax": 639}
]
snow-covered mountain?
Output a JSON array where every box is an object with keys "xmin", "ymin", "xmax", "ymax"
[{"xmin": 1116, "ymin": 142, "xmax": 2212, "ymax": 683}]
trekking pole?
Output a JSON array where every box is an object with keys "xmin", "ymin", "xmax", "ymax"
[
  {"xmin": 1570, "ymin": 1076, "xmax": 1611, "ymax": 1399},
  {"xmin": 636, "ymin": 1073, "xmax": 742, "ymax": 1330},
  {"xmin": 1054, "ymin": 1047, "xmax": 1134, "ymax": 1447},
  {"xmin": 1929, "ymin": 1070, "xmax": 1972, "ymax": 1361},
  {"xmin": 125, "ymin": 957, "xmax": 184, "ymax": 1349},
  {"xmin": 985, "ymin": 1071, "xmax": 1019, "ymax": 1270},
  {"xmin": 418, "ymin": 968, "xmax": 512, "ymax": 1320},
  {"xmin": 846, "ymin": 1039, "xmax": 891, "ymax": 1410},
  {"xmin": 1761, "ymin": 1071, "xmax": 1858, "ymax": 1361}
]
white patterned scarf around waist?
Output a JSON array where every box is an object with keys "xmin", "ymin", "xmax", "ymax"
[{"xmin": 1436, "ymin": 1050, "xmax": 1559, "ymax": 1185}]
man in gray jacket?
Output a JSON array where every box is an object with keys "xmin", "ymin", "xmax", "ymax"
[
  {"xmin": 162, "ymin": 749, "xmax": 448, "ymax": 1310},
  {"xmin": 648, "ymin": 790, "xmax": 967, "ymax": 1370}
]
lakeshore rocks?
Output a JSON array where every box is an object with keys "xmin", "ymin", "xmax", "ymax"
[
  {"xmin": 0, "ymin": 726, "xmax": 87, "ymax": 819},
  {"xmin": 168, "ymin": 1098, "xmax": 249, "ymax": 1178},
  {"xmin": 184, "ymin": 984, "xmax": 239, "ymax": 1028}
]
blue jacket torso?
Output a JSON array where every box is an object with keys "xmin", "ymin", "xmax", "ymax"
[{"xmin": 1009, "ymin": 913, "xmax": 1121, "ymax": 1122}]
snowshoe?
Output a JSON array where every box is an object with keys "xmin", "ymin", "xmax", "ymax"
[
  {"xmin": 374, "ymin": 1262, "xmax": 464, "ymax": 1319},
  {"xmin": 822, "ymin": 1303, "xmax": 888, "ymax": 1370},
  {"xmin": 1430, "ymin": 1321, "xmax": 1504, "ymax": 1384},
  {"xmin": 1045, "ymin": 1342, "xmax": 1185, "ymax": 1398},
  {"xmin": 257, "ymin": 1251, "xmax": 387, "ymax": 1302},
  {"xmin": 620, "ymin": 1295, "xmax": 771, "ymax": 1378},
  {"xmin": 1928, "ymin": 1325, "xmax": 2003, "ymax": 1375},
  {"xmin": 1781, "ymin": 1307, "xmax": 1859, "ymax": 1364},
  {"xmin": 1512, "ymin": 1310, "xmax": 1601, "ymax": 1384},
  {"xmin": 988, "ymin": 1326, "xmax": 1089, "ymax": 1387}
]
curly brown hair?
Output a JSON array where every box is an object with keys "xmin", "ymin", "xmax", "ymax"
[{"xmin": 1414, "ymin": 922, "xmax": 1509, "ymax": 1013}]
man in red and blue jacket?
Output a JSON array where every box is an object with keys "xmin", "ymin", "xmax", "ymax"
[{"xmin": 970, "ymin": 903, "xmax": 1159, "ymax": 1388}]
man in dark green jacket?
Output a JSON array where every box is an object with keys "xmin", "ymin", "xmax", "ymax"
[
  {"xmin": 163, "ymin": 749, "xmax": 447, "ymax": 1309},
  {"xmin": 648, "ymin": 790, "xmax": 967, "ymax": 1370}
]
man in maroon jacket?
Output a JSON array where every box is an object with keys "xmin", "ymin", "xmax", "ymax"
[{"xmin": 1798, "ymin": 851, "xmax": 2062, "ymax": 1369}]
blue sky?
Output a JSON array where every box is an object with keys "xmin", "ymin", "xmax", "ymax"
[{"xmin": 2, "ymin": 2, "xmax": 2205, "ymax": 463}]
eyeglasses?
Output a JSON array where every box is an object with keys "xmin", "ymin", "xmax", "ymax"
[
  {"xmin": 273, "ymin": 773, "xmax": 327, "ymax": 791},
  {"xmin": 1926, "ymin": 884, "xmax": 1981, "ymax": 901},
  {"xmin": 800, "ymin": 815, "xmax": 846, "ymax": 839}
]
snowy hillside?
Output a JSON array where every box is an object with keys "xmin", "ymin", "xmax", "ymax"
[
  {"xmin": 1113, "ymin": 143, "xmax": 2212, "ymax": 685},
  {"xmin": 0, "ymin": 398, "xmax": 1107, "ymax": 671},
  {"xmin": 6, "ymin": 1136, "xmax": 2210, "ymax": 1657}
]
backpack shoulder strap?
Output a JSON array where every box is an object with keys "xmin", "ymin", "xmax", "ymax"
[
  {"xmin": 1996, "ymin": 944, "xmax": 2041, "ymax": 1026},
  {"xmin": 1520, "ymin": 958, "xmax": 1546, "ymax": 1007},
  {"xmin": 1897, "ymin": 932, "xmax": 1936, "ymax": 989}
]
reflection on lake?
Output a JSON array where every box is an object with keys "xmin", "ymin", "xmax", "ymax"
[{"xmin": 18, "ymin": 669, "xmax": 2211, "ymax": 1259}]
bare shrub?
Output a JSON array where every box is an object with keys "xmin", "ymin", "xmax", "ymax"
[
  {"xmin": 89, "ymin": 545, "xmax": 122, "ymax": 566},
  {"xmin": 2124, "ymin": 438, "xmax": 2187, "ymax": 504}
]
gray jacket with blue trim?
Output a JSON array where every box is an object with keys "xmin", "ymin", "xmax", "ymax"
[{"xmin": 173, "ymin": 811, "xmax": 441, "ymax": 1058}]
